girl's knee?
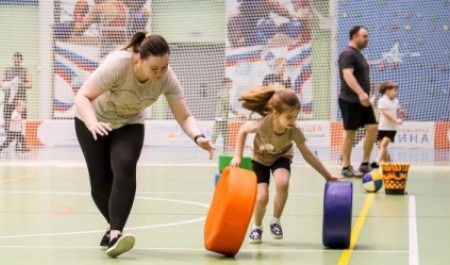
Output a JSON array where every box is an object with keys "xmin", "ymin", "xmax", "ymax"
[
  {"xmin": 276, "ymin": 180, "xmax": 289, "ymax": 193},
  {"xmin": 274, "ymin": 172, "xmax": 290, "ymax": 192},
  {"xmin": 256, "ymin": 192, "xmax": 269, "ymax": 205}
]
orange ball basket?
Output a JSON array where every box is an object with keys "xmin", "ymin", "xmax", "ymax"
[
  {"xmin": 381, "ymin": 162, "xmax": 411, "ymax": 195},
  {"xmin": 204, "ymin": 167, "xmax": 257, "ymax": 257}
]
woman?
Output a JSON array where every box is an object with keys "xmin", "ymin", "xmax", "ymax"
[{"xmin": 74, "ymin": 31, "xmax": 215, "ymax": 258}]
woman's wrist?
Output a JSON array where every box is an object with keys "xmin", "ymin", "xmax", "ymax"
[{"xmin": 193, "ymin": 134, "xmax": 206, "ymax": 145}]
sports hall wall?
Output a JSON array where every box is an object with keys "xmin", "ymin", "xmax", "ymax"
[{"xmin": 0, "ymin": 0, "xmax": 448, "ymax": 162}]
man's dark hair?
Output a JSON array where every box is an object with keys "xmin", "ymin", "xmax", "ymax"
[
  {"xmin": 222, "ymin": 77, "xmax": 232, "ymax": 85},
  {"xmin": 349, "ymin": 25, "xmax": 367, "ymax": 40},
  {"xmin": 13, "ymin": 52, "xmax": 23, "ymax": 61}
]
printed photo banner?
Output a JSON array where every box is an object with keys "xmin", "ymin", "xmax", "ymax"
[
  {"xmin": 226, "ymin": 0, "xmax": 314, "ymax": 119},
  {"xmin": 52, "ymin": 0, "xmax": 152, "ymax": 118}
]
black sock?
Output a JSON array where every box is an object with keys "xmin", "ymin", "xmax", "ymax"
[
  {"xmin": 361, "ymin": 162, "xmax": 369, "ymax": 166},
  {"xmin": 343, "ymin": 166, "xmax": 350, "ymax": 170}
]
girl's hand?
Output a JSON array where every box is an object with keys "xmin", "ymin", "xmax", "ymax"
[
  {"xmin": 396, "ymin": 118, "xmax": 404, "ymax": 125},
  {"xmin": 88, "ymin": 122, "xmax": 112, "ymax": 140},
  {"xmin": 196, "ymin": 137, "xmax": 216, "ymax": 160},
  {"xmin": 230, "ymin": 155, "xmax": 241, "ymax": 167},
  {"xmin": 327, "ymin": 175, "xmax": 342, "ymax": 181}
]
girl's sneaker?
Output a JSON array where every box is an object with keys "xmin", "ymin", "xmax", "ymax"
[
  {"xmin": 249, "ymin": 228, "xmax": 263, "ymax": 244},
  {"xmin": 270, "ymin": 223, "xmax": 283, "ymax": 239}
]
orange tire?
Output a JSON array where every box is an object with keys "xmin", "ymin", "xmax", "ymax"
[{"xmin": 204, "ymin": 167, "xmax": 257, "ymax": 256}]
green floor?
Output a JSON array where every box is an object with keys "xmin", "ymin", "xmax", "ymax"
[{"xmin": 0, "ymin": 165, "xmax": 449, "ymax": 265}]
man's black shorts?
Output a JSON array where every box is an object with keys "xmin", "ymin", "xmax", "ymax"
[{"xmin": 338, "ymin": 98, "xmax": 377, "ymax": 130}]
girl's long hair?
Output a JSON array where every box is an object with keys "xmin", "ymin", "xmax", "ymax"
[{"xmin": 239, "ymin": 86, "xmax": 301, "ymax": 116}]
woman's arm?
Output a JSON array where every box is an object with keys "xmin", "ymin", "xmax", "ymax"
[
  {"xmin": 168, "ymin": 98, "xmax": 215, "ymax": 158},
  {"xmin": 168, "ymin": 98, "xmax": 202, "ymax": 139},
  {"xmin": 74, "ymin": 79, "xmax": 111, "ymax": 139}
]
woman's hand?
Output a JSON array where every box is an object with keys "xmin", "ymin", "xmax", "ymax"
[
  {"xmin": 196, "ymin": 137, "xmax": 216, "ymax": 160},
  {"xmin": 88, "ymin": 122, "xmax": 112, "ymax": 140}
]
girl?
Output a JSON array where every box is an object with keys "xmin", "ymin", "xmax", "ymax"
[
  {"xmin": 74, "ymin": 31, "xmax": 215, "ymax": 258},
  {"xmin": 0, "ymin": 100, "xmax": 29, "ymax": 153},
  {"xmin": 376, "ymin": 81, "xmax": 404, "ymax": 164},
  {"xmin": 230, "ymin": 87, "xmax": 339, "ymax": 244}
]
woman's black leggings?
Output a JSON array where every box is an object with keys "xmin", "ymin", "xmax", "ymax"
[{"xmin": 75, "ymin": 118, "xmax": 144, "ymax": 231}]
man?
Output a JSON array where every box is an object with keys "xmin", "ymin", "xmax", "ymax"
[
  {"xmin": 338, "ymin": 25, "xmax": 378, "ymax": 177},
  {"xmin": 1, "ymin": 52, "xmax": 32, "ymax": 133}
]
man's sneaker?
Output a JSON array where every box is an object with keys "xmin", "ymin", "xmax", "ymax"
[
  {"xmin": 370, "ymin": 162, "xmax": 379, "ymax": 169},
  {"xmin": 270, "ymin": 223, "xmax": 283, "ymax": 239},
  {"xmin": 106, "ymin": 233, "xmax": 135, "ymax": 258},
  {"xmin": 341, "ymin": 166, "xmax": 362, "ymax": 178},
  {"xmin": 100, "ymin": 230, "xmax": 110, "ymax": 249},
  {"xmin": 359, "ymin": 163, "xmax": 372, "ymax": 174},
  {"xmin": 249, "ymin": 228, "xmax": 263, "ymax": 244}
]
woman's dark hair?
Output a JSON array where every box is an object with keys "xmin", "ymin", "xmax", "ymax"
[{"xmin": 122, "ymin": 31, "xmax": 170, "ymax": 59}]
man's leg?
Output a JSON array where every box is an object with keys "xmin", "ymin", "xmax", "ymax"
[
  {"xmin": 339, "ymin": 99, "xmax": 362, "ymax": 177},
  {"xmin": 342, "ymin": 130, "xmax": 356, "ymax": 168},
  {"xmin": 362, "ymin": 124, "xmax": 378, "ymax": 163},
  {"xmin": 359, "ymin": 105, "xmax": 379, "ymax": 173}
]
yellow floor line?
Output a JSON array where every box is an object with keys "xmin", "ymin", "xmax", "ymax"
[
  {"xmin": 0, "ymin": 175, "xmax": 31, "ymax": 184},
  {"xmin": 337, "ymin": 193, "xmax": 375, "ymax": 265}
]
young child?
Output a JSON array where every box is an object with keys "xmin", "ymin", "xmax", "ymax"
[
  {"xmin": 376, "ymin": 81, "xmax": 404, "ymax": 164},
  {"xmin": 230, "ymin": 87, "xmax": 339, "ymax": 244},
  {"xmin": 0, "ymin": 100, "xmax": 29, "ymax": 153}
]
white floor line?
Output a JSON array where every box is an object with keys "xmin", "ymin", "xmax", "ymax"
[
  {"xmin": 409, "ymin": 195, "xmax": 419, "ymax": 265},
  {"xmin": 0, "ymin": 191, "xmax": 207, "ymax": 239},
  {"xmin": 0, "ymin": 245, "xmax": 409, "ymax": 253},
  {"xmin": 0, "ymin": 190, "xmax": 375, "ymax": 197},
  {"xmin": 0, "ymin": 161, "xmax": 449, "ymax": 170}
]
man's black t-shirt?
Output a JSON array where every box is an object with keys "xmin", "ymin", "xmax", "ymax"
[{"xmin": 338, "ymin": 46, "xmax": 370, "ymax": 102}]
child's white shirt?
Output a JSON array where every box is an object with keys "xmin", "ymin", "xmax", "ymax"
[
  {"xmin": 378, "ymin": 95, "xmax": 400, "ymax": 131},
  {"xmin": 9, "ymin": 110, "xmax": 23, "ymax": 132}
]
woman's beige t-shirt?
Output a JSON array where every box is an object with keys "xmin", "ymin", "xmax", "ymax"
[
  {"xmin": 79, "ymin": 50, "xmax": 184, "ymax": 129},
  {"xmin": 252, "ymin": 115, "xmax": 306, "ymax": 166}
]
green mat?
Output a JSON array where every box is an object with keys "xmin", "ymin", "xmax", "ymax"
[{"xmin": 218, "ymin": 154, "xmax": 252, "ymax": 172}]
